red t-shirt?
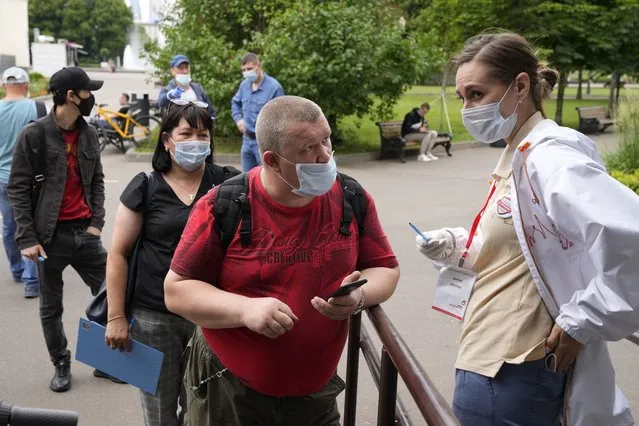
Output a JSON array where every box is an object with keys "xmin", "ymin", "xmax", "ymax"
[
  {"xmin": 58, "ymin": 129, "xmax": 92, "ymax": 221},
  {"xmin": 171, "ymin": 167, "xmax": 398, "ymax": 397}
]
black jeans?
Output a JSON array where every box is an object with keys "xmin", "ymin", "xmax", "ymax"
[{"xmin": 39, "ymin": 220, "xmax": 106, "ymax": 364}]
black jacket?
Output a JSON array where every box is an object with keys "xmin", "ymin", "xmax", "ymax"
[
  {"xmin": 8, "ymin": 109, "xmax": 105, "ymax": 250},
  {"xmin": 401, "ymin": 108, "xmax": 424, "ymax": 137}
]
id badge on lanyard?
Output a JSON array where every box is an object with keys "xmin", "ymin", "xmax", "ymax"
[{"xmin": 432, "ymin": 184, "xmax": 496, "ymax": 321}]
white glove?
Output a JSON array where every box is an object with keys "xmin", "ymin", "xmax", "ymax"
[{"xmin": 415, "ymin": 229, "xmax": 455, "ymax": 261}]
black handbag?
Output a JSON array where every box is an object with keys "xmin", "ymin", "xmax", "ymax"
[{"xmin": 85, "ymin": 172, "xmax": 157, "ymax": 325}]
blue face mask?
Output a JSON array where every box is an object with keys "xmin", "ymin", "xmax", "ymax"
[
  {"xmin": 274, "ymin": 152, "xmax": 337, "ymax": 197},
  {"xmin": 170, "ymin": 138, "xmax": 210, "ymax": 171}
]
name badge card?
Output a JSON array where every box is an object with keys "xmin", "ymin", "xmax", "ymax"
[{"xmin": 432, "ymin": 266, "xmax": 476, "ymax": 321}]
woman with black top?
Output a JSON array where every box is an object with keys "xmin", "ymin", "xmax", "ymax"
[{"xmin": 104, "ymin": 101, "xmax": 239, "ymax": 426}]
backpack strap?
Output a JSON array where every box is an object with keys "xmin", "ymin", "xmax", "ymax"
[
  {"xmin": 213, "ymin": 173, "xmax": 251, "ymax": 252},
  {"xmin": 35, "ymin": 101, "xmax": 47, "ymax": 119},
  {"xmin": 213, "ymin": 172, "xmax": 367, "ymax": 252},
  {"xmin": 337, "ymin": 172, "xmax": 368, "ymax": 237}
]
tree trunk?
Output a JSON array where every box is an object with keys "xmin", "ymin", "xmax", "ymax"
[
  {"xmin": 576, "ymin": 70, "xmax": 583, "ymax": 100},
  {"xmin": 587, "ymin": 71, "xmax": 591, "ymax": 95},
  {"xmin": 608, "ymin": 71, "xmax": 619, "ymax": 114},
  {"xmin": 615, "ymin": 73, "xmax": 622, "ymax": 104},
  {"xmin": 327, "ymin": 113, "xmax": 342, "ymax": 147},
  {"xmin": 554, "ymin": 70, "xmax": 568, "ymax": 125}
]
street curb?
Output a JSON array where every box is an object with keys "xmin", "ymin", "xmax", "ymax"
[
  {"xmin": 84, "ymin": 67, "xmax": 148, "ymax": 74},
  {"xmin": 32, "ymin": 94, "xmax": 52, "ymax": 101},
  {"xmin": 125, "ymin": 140, "xmax": 486, "ymax": 164}
]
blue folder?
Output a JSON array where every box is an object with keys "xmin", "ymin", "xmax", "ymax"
[{"xmin": 75, "ymin": 318, "xmax": 164, "ymax": 395}]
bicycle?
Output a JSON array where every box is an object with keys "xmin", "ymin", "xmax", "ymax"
[{"xmin": 89, "ymin": 104, "xmax": 161, "ymax": 153}]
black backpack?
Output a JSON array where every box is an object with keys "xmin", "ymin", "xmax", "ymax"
[{"xmin": 213, "ymin": 172, "xmax": 369, "ymax": 251}]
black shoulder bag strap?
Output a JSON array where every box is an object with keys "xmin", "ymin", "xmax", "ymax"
[{"xmin": 30, "ymin": 121, "xmax": 47, "ymax": 209}]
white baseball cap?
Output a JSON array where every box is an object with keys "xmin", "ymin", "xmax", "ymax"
[{"xmin": 2, "ymin": 67, "xmax": 29, "ymax": 84}]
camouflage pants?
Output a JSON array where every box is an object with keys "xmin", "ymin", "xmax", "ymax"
[{"xmin": 184, "ymin": 327, "xmax": 345, "ymax": 426}]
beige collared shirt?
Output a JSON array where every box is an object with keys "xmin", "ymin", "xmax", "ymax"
[{"xmin": 455, "ymin": 112, "xmax": 554, "ymax": 378}]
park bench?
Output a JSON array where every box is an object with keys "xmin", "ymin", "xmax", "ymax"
[
  {"xmin": 376, "ymin": 121, "xmax": 452, "ymax": 162},
  {"xmin": 576, "ymin": 106, "xmax": 615, "ymax": 134}
]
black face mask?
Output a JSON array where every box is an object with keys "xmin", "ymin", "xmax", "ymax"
[{"xmin": 72, "ymin": 93, "xmax": 95, "ymax": 116}]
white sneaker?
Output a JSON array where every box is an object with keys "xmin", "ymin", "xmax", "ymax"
[
  {"xmin": 427, "ymin": 152, "xmax": 439, "ymax": 160},
  {"xmin": 417, "ymin": 154, "xmax": 431, "ymax": 162}
]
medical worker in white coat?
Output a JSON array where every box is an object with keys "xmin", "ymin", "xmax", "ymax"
[{"xmin": 416, "ymin": 32, "xmax": 639, "ymax": 426}]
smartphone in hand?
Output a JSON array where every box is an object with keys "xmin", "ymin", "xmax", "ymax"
[{"xmin": 325, "ymin": 279, "xmax": 368, "ymax": 301}]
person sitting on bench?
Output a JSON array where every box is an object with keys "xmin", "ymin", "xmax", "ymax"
[{"xmin": 401, "ymin": 102, "xmax": 439, "ymax": 162}]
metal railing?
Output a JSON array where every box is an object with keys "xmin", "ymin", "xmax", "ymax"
[
  {"xmin": 342, "ymin": 306, "xmax": 639, "ymax": 426},
  {"xmin": 343, "ymin": 305, "xmax": 460, "ymax": 426}
]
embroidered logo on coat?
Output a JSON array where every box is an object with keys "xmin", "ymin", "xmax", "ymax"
[{"xmin": 496, "ymin": 195, "xmax": 512, "ymax": 219}]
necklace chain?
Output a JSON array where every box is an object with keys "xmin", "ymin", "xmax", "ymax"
[{"xmin": 164, "ymin": 175, "xmax": 200, "ymax": 201}]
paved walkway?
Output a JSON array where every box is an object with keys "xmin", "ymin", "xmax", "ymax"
[{"xmin": 0, "ymin": 70, "xmax": 635, "ymax": 424}]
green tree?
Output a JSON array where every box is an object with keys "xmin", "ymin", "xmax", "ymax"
[
  {"xmin": 408, "ymin": 0, "xmax": 639, "ymax": 125},
  {"xmin": 92, "ymin": 0, "xmax": 135, "ymax": 59},
  {"xmin": 148, "ymin": 0, "xmax": 436, "ymax": 141},
  {"xmin": 29, "ymin": 0, "xmax": 133, "ymax": 61},
  {"xmin": 254, "ymin": 1, "xmax": 435, "ymax": 142}
]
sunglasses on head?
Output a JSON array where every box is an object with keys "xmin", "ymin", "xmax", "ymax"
[{"xmin": 169, "ymin": 98, "xmax": 209, "ymax": 109}]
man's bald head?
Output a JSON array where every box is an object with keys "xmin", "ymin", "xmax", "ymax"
[{"xmin": 256, "ymin": 96, "xmax": 327, "ymax": 154}]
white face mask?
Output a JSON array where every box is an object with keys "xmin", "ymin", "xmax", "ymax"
[
  {"xmin": 175, "ymin": 74, "xmax": 191, "ymax": 86},
  {"xmin": 273, "ymin": 152, "xmax": 337, "ymax": 197},
  {"xmin": 461, "ymin": 81, "xmax": 519, "ymax": 143},
  {"xmin": 242, "ymin": 69, "xmax": 258, "ymax": 82}
]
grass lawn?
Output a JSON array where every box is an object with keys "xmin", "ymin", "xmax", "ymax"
[{"xmin": 338, "ymin": 85, "xmax": 631, "ymax": 153}]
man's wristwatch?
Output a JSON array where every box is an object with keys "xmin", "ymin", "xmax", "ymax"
[{"xmin": 351, "ymin": 288, "xmax": 366, "ymax": 315}]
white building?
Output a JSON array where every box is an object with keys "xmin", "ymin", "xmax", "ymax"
[{"xmin": 0, "ymin": 0, "xmax": 31, "ymax": 68}]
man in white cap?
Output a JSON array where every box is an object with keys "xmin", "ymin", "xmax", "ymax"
[{"xmin": 0, "ymin": 67, "xmax": 46, "ymax": 298}]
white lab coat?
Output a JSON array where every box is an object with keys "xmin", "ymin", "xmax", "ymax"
[{"xmin": 444, "ymin": 119, "xmax": 639, "ymax": 425}]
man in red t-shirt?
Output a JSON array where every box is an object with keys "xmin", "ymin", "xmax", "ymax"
[
  {"xmin": 8, "ymin": 67, "xmax": 117, "ymax": 392},
  {"xmin": 166, "ymin": 95, "xmax": 400, "ymax": 425}
]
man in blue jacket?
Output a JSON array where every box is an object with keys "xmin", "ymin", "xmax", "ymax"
[
  {"xmin": 157, "ymin": 54, "xmax": 216, "ymax": 118},
  {"xmin": 231, "ymin": 53, "xmax": 284, "ymax": 171}
]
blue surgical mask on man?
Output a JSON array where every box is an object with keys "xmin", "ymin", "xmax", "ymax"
[
  {"xmin": 170, "ymin": 138, "xmax": 210, "ymax": 171},
  {"xmin": 273, "ymin": 152, "xmax": 337, "ymax": 197}
]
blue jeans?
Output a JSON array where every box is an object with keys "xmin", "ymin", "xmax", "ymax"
[
  {"xmin": 241, "ymin": 136, "xmax": 262, "ymax": 172},
  {"xmin": 453, "ymin": 358, "xmax": 567, "ymax": 426},
  {"xmin": 0, "ymin": 182, "xmax": 38, "ymax": 293}
]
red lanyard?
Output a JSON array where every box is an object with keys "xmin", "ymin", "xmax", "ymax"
[{"xmin": 458, "ymin": 183, "xmax": 497, "ymax": 268}]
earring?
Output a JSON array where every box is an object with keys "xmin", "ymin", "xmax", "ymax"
[{"xmin": 165, "ymin": 147, "xmax": 169, "ymax": 152}]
